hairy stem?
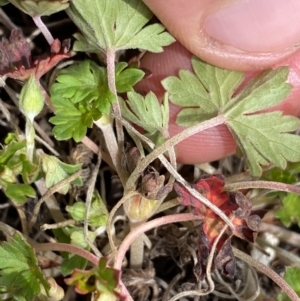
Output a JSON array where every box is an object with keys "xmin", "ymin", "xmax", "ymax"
[
  {"xmin": 34, "ymin": 243, "xmax": 99, "ymax": 266},
  {"xmin": 106, "ymin": 49, "xmax": 127, "ymax": 185},
  {"xmin": 32, "ymin": 16, "xmax": 54, "ymax": 45},
  {"xmin": 225, "ymin": 180, "xmax": 300, "ymax": 195},
  {"xmin": 116, "ymin": 114, "xmax": 233, "ymax": 230},
  {"xmin": 129, "ymin": 221, "xmax": 144, "ymax": 269},
  {"xmin": 84, "ymin": 151, "xmax": 102, "ymax": 258},
  {"xmin": 125, "ymin": 115, "xmax": 225, "ymax": 192},
  {"xmin": 232, "ymin": 247, "xmax": 299, "ymax": 301}
]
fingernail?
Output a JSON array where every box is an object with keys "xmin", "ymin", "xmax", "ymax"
[{"xmin": 203, "ymin": 0, "xmax": 300, "ymax": 52}]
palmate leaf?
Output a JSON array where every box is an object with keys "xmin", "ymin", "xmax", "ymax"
[
  {"xmin": 66, "ymin": 0, "xmax": 175, "ymax": 53},
  {"xmin": 163, "ymin": 56, "xmax": 300, "ymax": 177},
  {"xmin": 120, "ymin": 91, "xmax": 169, "ymax": 145},
  {"xmin": 0, "ymin": 233, "xmax": 49, "ymax": 301}
]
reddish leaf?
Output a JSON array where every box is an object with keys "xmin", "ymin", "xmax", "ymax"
[
  {"xmin": 174, "ymin": 174, "xmax": 266, "ymax": 278},
  {"xmin": 0, "ymin": 30, "xmax": 70, "ymax": 80},
  {"xmin": 65, "ymin": 257, "xmax": 126, "ymax": 300}
]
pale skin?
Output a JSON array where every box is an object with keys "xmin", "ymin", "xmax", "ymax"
[{"xmin": 138, "ymin": 0, "xmax": 300, "ymax": 164}]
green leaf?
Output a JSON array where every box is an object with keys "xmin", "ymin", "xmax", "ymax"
[
  {"xmin": 38, "ymin": 151, "xmax": 82, "ymax": 194},
  {"xmin": 49, "ymin": 96, "xmax": 92, "ymax": 142},
  {"xmin": 5, "ymin": 183, "xmax": 36, "ymax": 204},
  {"xmin": 66, "ymin": 191, "xmax": 108, "ymax": 228},
  {"xmin": 115, "ymin": 62, "xmax": 144, "ymax": 93},
  {"xmin": 224, "ymin": 69, "xmax": 298, "ymax": 176},
  {"xmin": 67, "ymin": 0, "xmax": 175, "ymax": 53},
  {"xmin": 277, "ymin": 267, "xmax": 300, "ymax": 301},
  {"xmin": 70, "ymin": 230, "xmax": 96, "ymax": 249},
  {"xmin": 120, "ymin": 91, "xmax": 169, "ymax": 145},
  {"xmin": 164, "ymin": 56, "xmax": 299, "ymax": 177},
  {"xmin": 61, "ymin": 255, "xmax": 87, "ymax": 277},
  {"xmin": 162, "ymin": 56, "xmax": 245, "ymax": 126},
  {"xmin": 0, "ymin": 233, "xmax": 50, "ymax": 301},
  {"xmin": 65, "ymin": 257, "xmax": 124, "ymax": 300},
  {"xmin": 9, "ymin": 0, "xmax": 69, "ymax": 16},
  {"xmin": 50, "ymin": 60, "xmax": 142, "ymax": 141},
  {"xmin": 0, "ymin": 140, "xmax": 26, "ymax": 165},
  {"xmin": 50, "ymin": 61, "xmax": 114, "ymax": 113},
  {"xmin": 275, "ymin": 193, "xmax": 300, "ymax": 227}
]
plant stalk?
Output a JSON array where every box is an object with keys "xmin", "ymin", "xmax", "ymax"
[
  {"xmin": 114, "ymin": 213, "xmax": 202, "ymax": 270},
  {"xmin": 232, "ymin": 247, "xmax": 300, "ymax": 301},
  {"xmin": 225, "ymin": 180, "xmax": 300, "ymax": 195},
  {"xmin": 106, "ymin": 49, "xmax": 127, "ymax": 185},
  {"xmin": 125, "ymin": 115, "xmax": 225, "ymax": 192},
  {"xmin": 32, "ymin": 16, "xmax": 54, "ymax": 45},
  {"xmin": 34, "ymin": 242, "xmax": 99, "ymax": 266}
]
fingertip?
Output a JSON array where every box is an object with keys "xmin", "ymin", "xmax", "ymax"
[{"xmin": 143, "ymin": 0, "xmax": 300, "ymax": 71}]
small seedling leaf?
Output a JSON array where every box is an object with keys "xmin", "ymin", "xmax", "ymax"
[
  {"xmin": 50, "ymin": 60, "xmax": 143, "ymax": 141},
  {"xmin": 120, "ymin": 91, "xmax": 169, "ymax": 145}
]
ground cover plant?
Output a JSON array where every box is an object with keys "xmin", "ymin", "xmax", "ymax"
[{"xmin": 0, "ymin": 0, "xmax": 300, "ymax": 300}]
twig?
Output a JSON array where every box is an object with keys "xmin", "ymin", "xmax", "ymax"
[
  {"xmin": 125, "ymin": 115, "xmax": 225, "ymax": 192},
  {"xmin": 30, "ymin": 170, "xmax": 82, "ymax": 230},
  {"xmin": 225, "ymin": 180, "xmax": 300, "ymax": 195},
  {"xmin": 40, "ymin": 219, "xmax": 77, "ymax": 231},
  {"xmin": 84, "ymin": 151, "xmax": 102, "ymax": 258},
  {"xmin": 107, "ymin": 191, "xmax": 138, "ymax": 260}
]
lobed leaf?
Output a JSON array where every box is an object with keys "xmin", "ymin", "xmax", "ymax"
[
  {"xmin": 164, "ymin": 56, "xmax": 300, "ymax": 176},
  {"xmin": 162, "ymin": 56, "xmax": 244, "ymax": 126},
  {"xmin": 0, "ymin": 233, "xmax": 50, "ymax": 301},
  {"xmin": 120, "ymin": 91, "xmax": 169, "ymax": 145},
  {"xmin": 67, "ymin": 0, "xmax": 175, "ymax": 53},
  {"xmin": 50, "ymin": 60, "xmax": 143, "ymax": 141}
]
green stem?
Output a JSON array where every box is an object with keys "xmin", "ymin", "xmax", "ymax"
[{"xmin": 34, "ymin": 243, "xmax": 99, "ymax": 266}]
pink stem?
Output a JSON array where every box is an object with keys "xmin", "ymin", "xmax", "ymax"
[
  {"xmin": 34, "ymin": 242, "xmax": 99, "ymax": 266},
  {"xmin": 114, "ymin": 213, "xmax": 202, "ymax": 270},
  {"xmin": 225, "ymin": 180, "xmax": 300, "ymax": 195},
  {"xmin": 32, "ymin": 16, "xmax": 54, "ymax": 45}
]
